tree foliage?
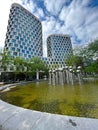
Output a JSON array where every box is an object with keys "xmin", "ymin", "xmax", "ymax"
[
  {"xmin": 29, "ymin": 57, "xmax": 48, "ymax": 72},
  {"xmin": 84, "ymin": 60, "xmax": 98, "ymax": 73},
  {"xmin": 14, "ymin": 57, "xmax": 27, "ymax": 72},
  {"xmin": 0, "ymin": 52, "xmax": 49, "ymax": 81},
  {"xmin": 1, "ymin": 50, "xmax": 13, "ymax": 71},
  {"xmin": 88, "ymin": 39, "xmax": 98, "ymax": 53},
  {"xmin": 66, "ymin": 55, "xmax": 83, "ymax": 67},
  {"xmin": 66, "ymin": 39, "xmax": 98, "ymax": 74}
]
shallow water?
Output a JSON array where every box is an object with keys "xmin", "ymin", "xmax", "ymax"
[{"xmin": 1, "ymin": 81, "xmax": 98, "ymax": 118}]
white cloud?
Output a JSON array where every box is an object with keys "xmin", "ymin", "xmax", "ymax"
[
  {"xmin": 44, "ymin": 0, "xmax": 70, "ymax": 15},
  {"xmin": 11, "ymin": 0, "xmax": 36, "ymax": 13},
  {"xmin": 59, "ymin": 0, "xmax": 98, "ymax": 45},
  {"xmin": 42, "ymin": 17, "xmax": 56, "ymax": 56},
  {"xmin": 0, "ymin": 0, "xmax": 12, "ymax": 48},
  {"xmin": 21, "ymin": 0, "xmax": 45, "ymax": 19},
  {"xmin": 34, "ymin": 8, "xmax": 44, "ymax": 18}
]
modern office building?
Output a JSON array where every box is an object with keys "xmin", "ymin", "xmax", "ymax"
[
  {"xmin": 46, "ymin": 34, "xmax": 73, "ymax": 67},
  {"xmin": 4, "ymin": 3, "xmax": 73, "ymax": 68},
  {"xmin": 4, "ymin": 3, "xmax": 43, "ymax": 59}
]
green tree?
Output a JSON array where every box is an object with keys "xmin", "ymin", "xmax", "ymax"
[
  {"xmin": 29, "ymin": 57, "xmax": 48, "ymax": 80},
  {"xmin": 70, "ymin": 39, "xmax": 98, "ymax": 74},
  {"xmin": 78, "ymin": 39, "xmax": 98, "ymax": 61},
  {"xmin": 13, "ymin": 57, "xmax": 27, "ymax": 81},
  {"xmin": 88, "ymin": 39, "xmax": 98, "ymax": 54},
  {"xmin": 14, "ymin": 57, "xmax": 27, "ymax": 72},
  {"xmin": 1, "ymin": 50, "xmax": 13, "ymax": 71},
  {"xmin": 66, "ymin": 55, "xmax": 83, "ymax": 67},
  {"xmin": 0, "ymin": 49, "xmax": 14, "ymax": 82},
  {"xmin": 84, "ymin": 60, "xmax": 98, "ymax": 74}
]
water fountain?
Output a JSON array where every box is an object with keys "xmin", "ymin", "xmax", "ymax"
[
  {"xmin": 69, "ymin": 66, "xmax": 74, "ymax": 85},
  {"xmin": 49, "ymin": 66, "xmax": 83, "ymax": 85},
  {"xmin": 58, "ymin": 68, "xmax": 64, "ymax": 85},
  {"xmin": 52, "ymin": 69, "xmax": 56, "ymax": 85},
  {"xmin": 65, "ymin": 66, "xmax": 70, "ymax": 84},
  {"xmin": 55, "ymin": 69, "xmax": 59, "ymax": 84},
  {"xmin": 49, "ymin": 70, "xmax": 52, "ymax": 85},
  {"xmin": 76, "ymin": 66, "xmax": 82, "ymax": 85}
]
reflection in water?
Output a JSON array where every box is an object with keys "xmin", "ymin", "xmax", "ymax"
[{"xmin": 0, "ymin": 81, "xmax": 98, "ymax": 118}]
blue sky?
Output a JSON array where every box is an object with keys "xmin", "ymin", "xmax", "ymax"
[{"xmin": 0, "ymin": 0, "xmax": 98, "ymax": 56}]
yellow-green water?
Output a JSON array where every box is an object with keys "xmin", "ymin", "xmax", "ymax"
[{"xmin": 1, "ymin": 81, "xmax": 98, "ymax": 118}]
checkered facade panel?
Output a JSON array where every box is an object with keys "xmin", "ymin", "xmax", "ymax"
[
  {"xmin": 4, "ymin": 3, "xmax": 43, "ymax": 59},
  {"xmin": 47, "ymin": 35, "xmax": 72, "ymax": 60},
  {"xmin": 42, "ymin": 35, "xmax": 72, "ymax": 67}
]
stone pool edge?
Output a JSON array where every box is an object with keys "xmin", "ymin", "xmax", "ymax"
[
  {"xmin": 0, "ymin": 82, "xmax": 98, "ymax": 130},
  {"xmin": 0, "ymin": 80, "xmax": 46, "ymax": 91}
]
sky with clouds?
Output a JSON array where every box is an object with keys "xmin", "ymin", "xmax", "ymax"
[{"xmin": 0, "ymin": 0, "xmax": 98, "ymax": 56}]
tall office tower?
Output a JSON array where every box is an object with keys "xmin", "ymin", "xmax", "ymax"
[
  {"xmin": 47, "ymin": 34, "xmax": 72, "ymax": 66},
  {"xmin": 4, "ymin": 3, "xmax": 43, "ymax": 59}
]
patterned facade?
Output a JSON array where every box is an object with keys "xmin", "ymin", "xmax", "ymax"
[
  {"xmin": 4, "ymin": 3, "xmax": 73, "ymax": 68},
  {"xmin": 46, "ymin": 34, "xmax": 72, "ymax": 67},
  {"xmin": 4, "ymin": 3, "xmax": 43, "ymax": 59}
]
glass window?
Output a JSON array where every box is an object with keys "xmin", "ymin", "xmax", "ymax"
[
  {"xmin": 22, "ymin": 50, "xmax": 25, "ymax": 53},
  {"xmin": 11, "ymin": 47, "xmax": 15, "ymax": 51},
  {"xmin": 29, "ymin": 48, "xmax": 31, "ymax": 51},
  {"xmin": 12, "ymin": 39, "xmax": 16, "ymax": 43},
  {"xmin": 14, "ymin": 44, "xmax": 18, "ymax": 47},
  {"xmin": 13, "ymin": 32, "xmax": 16, "ymax": 35},
  {"xmin": 9, "ymin": 43, "xmax": 13, "ymax": 46},
  {"xmin": 28, "ymin": 55, "xmax": 31, "ymax": 58},
  {"xmin": 19, "ymin": 53, "xmax": 22, "ymax": 56},
  {"xmin": 20, "ymin": 45, "xmax": 23, "ymax": 48},
  {"xmin": 17, "ymin": 48, "xmax": 20, "ymax": 52},
  {"xmin": 16, "ymin": 36, "xmax": 19, "ymax": 40},
  {"xmin": 26, "ymin": 51, "xmax": 29, "ymax": 54},
  {"xmin": 13, "ymin": 52, "xmax": 17, "ymax": 56}
]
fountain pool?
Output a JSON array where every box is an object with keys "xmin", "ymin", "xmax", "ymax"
[{"xmin": 0, "ymin": 81, "xmax": 98, "ymax": 118}]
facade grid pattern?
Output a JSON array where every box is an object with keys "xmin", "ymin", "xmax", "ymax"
[
  {"xmin": 4, "ymin": 3, "xmax": 43, "ymax": 59},
  {"xmin": 4, "ymin": 3, "xmax": 73, "ymax": 68},
  {"xmin": 46, "ymin": 34, "xmax": 72, "ymax": 67}
]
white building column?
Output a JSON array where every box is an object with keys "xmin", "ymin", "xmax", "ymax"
[
  {"xmin": 49, "ymin": 70, "xmax": 52, "ymax": 84},
  {"xmin": 36, "ymin": 70, "xmax": 39, "ymax": 80}
]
